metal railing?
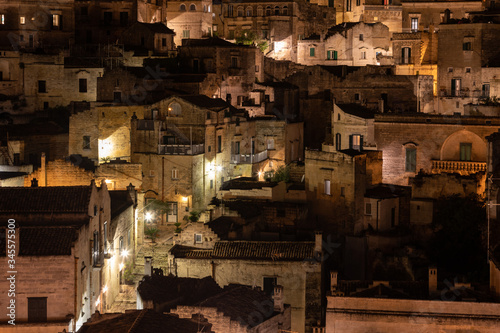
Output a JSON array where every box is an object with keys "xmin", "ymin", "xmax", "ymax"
[
  {"xmin": 159, "ymin": 144, "xmax": 204, "ymax": 155},
  {"xmin": 231, "ymin": 150, "xmax": 268, "ymax": 164}
]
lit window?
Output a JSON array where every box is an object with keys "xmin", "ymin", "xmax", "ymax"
[
  {"xmin": 1, "ymin": 15, "xmax": 4, "ymax": 25},
  {"xmin": 350, "ymin": 134, "xmax": 362, "ymax": 150},
  {"xmin": 20, "ymin": 16, "xmax": 25, "ymax": 25},
  {"xmin": 324, "ymin": 179, "xmax": 331, "ymax": 195},
  {"xmin": 411, "ymin": 18, "xmax": 418, "ymax": 32},
  {"xmin": 195, "ymin": 234, "xmax": 202, "ymax": 243},
  {"xmin": 182, "ymin": 30, "xmax": 190, "ymax": 39},
  {"xmin": 172, "ymin": 168, "xmax": 179, "ymax": 179},
  {"xmin": 52, "ymin": 14, "xmax": 60, "ymax": 28},
  {"xmin": 361, "ymin": 51, "xmax": 366, "ymax": 59}
]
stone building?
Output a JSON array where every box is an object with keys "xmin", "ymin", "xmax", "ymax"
[
  {"xmin": 178, "ymin": 38, "xmax": 265, "ymax": 107},
  {"xmin": 214, "ymin": 0, "xmax": 336, "ymax": 61},
  {"xmin": 437, "ymin": 22, "xmax": 500, "ymax": 114},
  {"xmin": 0, "ymin": 182, "xmax": 113, "ymax": 332},
  {"xmin": 165, "ymin": 0, "xmax": 213, "ymax": 46},
  {"xmin": 296, "ymin": 22, "xmax": 391, "ymax": 67},
  {"xmin": 362, "ymin": 0, "xmax": 404, "ymax": 34},
  {"xmin": 74, "ymin": 0, "xmax": 166, "ymax": 45},
  {"xmin": 331, "ymin": 103, "xmax": 377, "ymax": 151},
  {"xmin": 305, "ymin": 147, "xmax": 382, "ymax": 234},
  {"xmin": 0, "ymin": 0, "xmax": 75, "ymax": 51},
  {"xmin": 374, "ymin": 113, "xmax": 498, "ymax": 186},
  {"xmin": 120, "ymin": 22, "xmax": 176, "ymax": 56},
  {"xmin": 168, "ymin": 235, "xmax": 323, "ymax": 333}
]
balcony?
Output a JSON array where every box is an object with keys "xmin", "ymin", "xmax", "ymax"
[
  {"xmin": 159, "ymin": 144, "xmax": 204, "ymax": 155},
  {"xmin": 432, "ymin": 160, "xmax": 486, "ymax": 174},
  {"xmin": 231, "ymin": 150, "xmax": 268, "ymax": 164}
]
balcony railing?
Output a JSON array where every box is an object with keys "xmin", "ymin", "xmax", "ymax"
[
  {"xmin": 432, "ymin": 160, "xmax": 486, "ymax": 174},
  {"xmin": 159, "ymin": 144, "xmax": 204, "ymax": 155},
  {"xmin": 231, "ymin": 150, "xmax": 268, "ymax": 164}
]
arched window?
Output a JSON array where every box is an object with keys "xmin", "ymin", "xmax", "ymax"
[
  {"xmin": 180, "ymin": 4, "xmax": 186, "ymax": 11},
  {"xmin": 246, "ymin": 6, "xmax": 253, "ymax": 17},
  {"xmin": 265, "ymin": 6, "xmax": 272, "ymax": 16},
  {"xmin": 257, "ymin": 6, "xmax": 263, "ymax": 16},
  {"xmin": 274, "ymin": 6, "xmax": 280, "ymax": 15},
  {"xmin": 282, "ymin": 6, "xmax": 288, "ymax": 15},
  {"xmin": 189, "ymin": 4, "xmax": 196, "ymax": 11},
  {"xmin": 168, "ymin": 102, "xmax": 182, "ymax": 116},
  {"xmin": 237, "ymin": 6, "xmax": 244, "ymax": 17}
]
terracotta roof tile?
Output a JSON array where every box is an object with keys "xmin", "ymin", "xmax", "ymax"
[{"xmin": 18, "ymin": 227, "xmax": 78, "ymax": 256}]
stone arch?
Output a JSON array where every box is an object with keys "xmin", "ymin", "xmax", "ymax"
[{"xmin": 440, "ymin": 129, "xmax": 487, "ymax": 162}]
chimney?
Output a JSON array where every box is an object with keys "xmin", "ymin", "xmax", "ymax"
[
  {"xmin": 314, "ymin": 231, "xmax": 323, "ymax": 260},
  {"xmin": 330, "ymin": 271, "xmax": 338, "ymax": 293},
  {"xmin": 40, "ymin": 152, "xmax": 46, "ymax": 186},
  {"xmin": 31, "ymin": 178, "xmax": 38, "ymax": 187},
  {"xmin": 273, "ymin": 285, "xmax": 284, "ymax": 313},
  {"xmin": 144, "ymin": 256, "xmax": 152, "ymax": 276},
  {"xmin": 429, "ymin": 266, "xmax": 437, "ymax": 294}
]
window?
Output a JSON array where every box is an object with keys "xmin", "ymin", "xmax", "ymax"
[
  {"xmin": 120, "ymin": 12, "xmax": 128, "ymax": 26},
  {"xmin": 246, "ymin": 7, "xmax": 253, "ymax": 16},
  {"xmin": 356, "ymin": 0, "xmax": 361, "ymax": 5},
  {"xmin": 346, "ymin": 0, "xmax": 352, "ymax": 12},
  {"xmin": 228, "ymin": 5, "xmax": 234, "ymax": 16},
  {"xmin": 20, "ymin": 16, "xmax": 25, "ymax": 25},
  {"xmin": 283, "ymin": 6, "xmax": 288, "ymax": 15},
  {"xmin": 237, "ymin": 7, "xmax": 244, "ymax": 16},
  {"xmin": 401, "ymin": 47, "xmax": 411, "ymax": 64},
  {"xmin": 310, "ymin": 47, "xmax": 315, "ymax": 57},
  {"xmin": 350, "ymin": 134, "xmax": 362, "ymax": 150},
  {"xmin": 405, "ymin": 148, "xmax": 417, "ymax": 172},
  {"xmin": 324, "ymin": 179, "xmax": 331, "ymax": 195},
  {"xmin": 463, "ymin": 42, "xmax": 472, "ymax": 51},
  {"xmin": 229, "ymin": 57, "xmax": 239, "ymax": 69},
  {"xmin": 92, "ymin": 231, "xmax": 100, "ymax": 266},
  {"xmin": 52, "ymin": 14, "xmax": 61, "ymax": 29},
  {"xmin": 257, "ymin": 6, "xmax": 263, "ymax": 16},
  {"xmin": 172, "ymin": 168, "xmax": 179, "ymax": 179},
  {"xmin": 355, "ymin": 93, "xmax": 360, "ymax": 101},
  {"xmin": 28, "ymin": 298, "xmax": 47, "ymax": 322},
  {"xmin": 263, "ymin": 277, "xmax": 277, "ymax": 295},
  {"xmin": 482, "ymin": 83, "xmax": 490, "ymax": 98},
  {"xmin": 217, "ymin": 135, "xmax": 222, "ymax": 153},
  {"xmin": 162, "ymin": 38, "xmax": 167, "ymax": 47},
  {"xmin": 460, "ymin": 142, "xmax": 472, "ymax": 161},
  {"xmin": 210, "ymin": 179, "xmax": 213, "ymax": 189},
  {"xmin": 119, "ymin": 236, "xmax": 124, "ymax": 254},
  {"xmin": 365, "ymin": 202, "xmax": 372, "ymax": 215},
  {"xmin": 266, "ymin": 6, "xmax": 272, "ymax": 16},
  {"xmin": 168, "ymin": 102, "xmax": 182, "ymax": 116},
  {"xmin": 103, "ymin": 222, "xmax": 108, "ymax": 254},
  {"xmin": 341, "ymin": 187, "xmax": 346, "ymax": 197},
  {"xmin": 103, "ymin": 11, "xmax": 112, "ymax": 25},
  {"xmin": 466, "ymin": 67, "xmax": 471, "ymax": 73},
  {"xmin": 113, "ymin": 91, "xmax": 121, "ymax": 102},
  {"xmin": 38, "ymin": 80, "xmax": 46, "ymax": 93},
  {"xmin": 411, "ymin": 18, "xmax": 418, "ymax": 32},
  {"xmin": 327, "ymin": 50, "xmax": 331, "ymax": 60},
  {"xmin": 1, "ymin": 14, "xmax": 4, "ymax": 25},
  {"xmin": 267, "ymin": 138, "xmax": 275, "ymax": 150},
  {"xmin": 359, "ymin": 34, "xmax": 364, "ymax": 41},
  {"xmin": 448, "ymin": 67, "xmax": 453, "ymax": 73},
  {"xmin": 361, "ymin": 51, "xmax": 366, "ymax": 60},
  {"xmin": 274, "ymin": 6, "xmax": 280, "ymax": 15},
  {"xmin": 83, "ymin": 136, "xmax": 91, "ymax": 149},
  {"xmin": 195, "ymin": 234, "xmax": 202, "ymax": 243},
  {"xmin": 451, "ymin": 78, "xmax": 461, "ymax": 97},
  {"xmin": 233, "ymin": 141, "xmax": 240, "ymax": 154},
  {"xmin": 188, "ymin": 3, "xmax": 195, "ymax": 11},
  {"xmin": 335, "ymin": 133, "xmax": 341, "ymax": 150},
  {"xmin": 79, "ymin": 78, "xmax": 87, "ymax": 93},
  {"xmin": 180, "ymin": 4, "xmax": 186, "ymax": 11},
  {"xmin": 182, "ymin": 30, "xmax": 190, "ymax": 39}
]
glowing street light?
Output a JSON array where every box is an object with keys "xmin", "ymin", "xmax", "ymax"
[
  {"xmin": 145, "ymin": 212, "xmax": 153, "ymax": 222},
  {"xmin": 121, "ymin": 249, "xmax": 129, "ymax": 257}
]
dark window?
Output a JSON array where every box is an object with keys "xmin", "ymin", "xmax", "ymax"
[
  {"xmin": 190, "ymin": 4, "xmax": 196, "ymax": 11},
  {"xmin": 263, "ymin": 277, "xmax": 277, "ymax": 295},
  {"xmin": 43, "ymin": 102, "xmax": 49, "ymax": 110},
  {"xmin": 310, "ymin": 47, "xmax": 315, "ymax": 57},
  {"xmin": 482, "ymin": 84, "xmax": 490, "ymax": 98},
  {"xmin": 365, "ymin": 203, "xmax": 372, "ymax": 215},
  {"xmin": 405, "ymin": 148, "xmax": 416, "ymax": 172},
  {"xmin": 359, "ymin": 34, "xmax": 363, "ymax": 41},
  {"xmin": 103, "ymin": 11, "xmax": 112, "ymax": 25},
  {"xmin": 356, "ymin": 0, "xmax": 360, "ymax": 5},
  {"xmin": 103, "ymin": 222, "xmax": 108, "ymax": 254},
  {"xmin": 217, "ymin": 135, "xmax": 222, "ymax": 153},
  {"xmin": 210, "ymin": 179, "xmax": 213, "ymax": 189},
  {"xmin": 162, "ymin": 38, "xmax": 167, "ymax": 47},
  {"xmin": 28, "ymin": 297, "xmax": 47, "ymax": 322},
  {"xmin": 233, "ymin": 141, "xmax": 240, "ymax": 154},
  {"xmin": 120, "ymin": 12, "xmax": 128, "ymax": 26},
  {"xmin": 460, "ymin": 142, "xmax": 472, "ymax": 161},
  {"xmin": 463, "ymin": 42, "xmax": 472, "ymax": 51},
  {"xmin": 340, "ymin": 186, "xmax": 345, "ymax": 197},
  {"xmin": 335, "ymin": 133, "xmax": 341, "ymax": 150},
  {"xmin": 346, "ymin": 0, "xmax": 352, "ymax": 12},
  {"xmin": 180, "ymin": 4, "xmax": 186, "ymax": 11},
  {"xmin": 79, "ymin": 78, "xmax": 87, "ymax": 93},
  {"xmin": 38, "ymin": 80, "xmax": 46, "ymax": 93},
  {"xmin": 114, "ymin": 91, "xmax": 121, "ymax": 102},
  {"xmin": 231, "ymin": 56, "xmax": 238, "ymax": 68},
  {"xmin": 29, "ymin": 34, "xmax": 34, "ymax": 48},
  {"xmin": 13, "ymin": 153, "xmax": 20, "ymax": 165},
  {"xmin": 83, "ymin": 136, "xmax": 90, "ymax": 149},
  {"xmin": 401, "ymin": 47, "xmax": 411, "ymax": 64},
  {"xmin": 451, "ymin": 78, "xmax": 461, "ymax": 97}
]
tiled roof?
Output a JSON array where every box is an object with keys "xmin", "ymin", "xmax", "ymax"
[
  {"xmin": 181, "ymin": 37, "xmax": 243, "ymax": 48},
  {"xmin": 171, "ymin": 240, "xmax": 315, "ymax": 261},
  {"xmin": 337, "ymin": 103, "xmax": 376, "ymax": 119},
  {"xmin": 137, "ymin": 275, "xmax": 222, "ymax": 307},
  {"xmin": 179, "ymin": 95, "xmax": 231, "ymax": 111},
  {"xmin": 137, "ymin": 22, "xmax": 175, "ymax": 34},
  {"xmin": 18, "ymin": 227, "xmax": 77, "ymax": 256},
  {"xmin": 196, "ymin": 284, "xmax": 275, "ymax": 328},
  {"xmin": 220, "ymin": 177, "xmax": 278, "ymax": 190},
  {"xmin": 207, "ymin": 216, "xmax": 245, "ymax": 240},
  {"xmin": 0, "ymin": 186, "xmax": 92, "ymax": 213},
  {"xmin": 77, "ymin": 309, "xmax": 213, "ymax": 333}
]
